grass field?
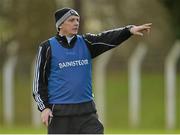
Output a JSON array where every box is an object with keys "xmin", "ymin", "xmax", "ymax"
[
  {"xmin": 105, "ymin": 71, "xmax": 180, "ymax": 130},
  {"xmin": 0, "ymin": 71, "xmax": 180, "ymax": 134},
  {"xmin": 0, "ymin": 126, "xmax": 180, "ymax": 134}
]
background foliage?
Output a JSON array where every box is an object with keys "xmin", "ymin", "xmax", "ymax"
[{"xmin": 0, "ymin": 0, "xmax": 180, "ymax": 133}]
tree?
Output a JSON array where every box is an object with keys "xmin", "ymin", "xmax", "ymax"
[
  {"xmin": 160, "ymin": 0, "xmax": 180, "ymax": 39},
  {"xmin": 0, "ymin": 0, "xmax": 56, "ymax": 72},
  {"xmin": 74, "ymin": 0, "xmax": 84, "ymax": 34}
]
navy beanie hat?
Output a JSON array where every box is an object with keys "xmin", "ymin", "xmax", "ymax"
[{"xmin": 55, "ymin": 7, "xmax": 79, "ymax": 31}]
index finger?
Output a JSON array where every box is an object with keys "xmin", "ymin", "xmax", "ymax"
[{"xmin": 144, "ymin": 23, "xmax": 152, "ymax": 26}]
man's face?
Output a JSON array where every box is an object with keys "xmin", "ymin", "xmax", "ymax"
[{"xmin": 59, "ymin": 16, "xmax": 80, "ymax": 36}]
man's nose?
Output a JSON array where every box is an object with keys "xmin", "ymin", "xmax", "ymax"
[
  {"xmin": 74, "ymin": 20, "xmax": 79, "ymax": 26},
  {"xmin": 75, "ymin": 22, "xmax": 79, "ymax": 26}
]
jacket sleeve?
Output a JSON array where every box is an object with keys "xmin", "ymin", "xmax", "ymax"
[
  {"xmin": 32, "ymin": 40, "xmax": 51, "ymax": 112},
  {"xmin": 83, "ymin": 25, "xmax": 133, "ymax": 58}
]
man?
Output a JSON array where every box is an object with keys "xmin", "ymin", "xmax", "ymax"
[{"xmin": 33, "ymin": 7, "xmax": 151, "ymax": 134}]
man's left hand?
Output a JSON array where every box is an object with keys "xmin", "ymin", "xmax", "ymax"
[{"xmin": 130, "ymin": 23, "xmax": 152, "ymax": 36}]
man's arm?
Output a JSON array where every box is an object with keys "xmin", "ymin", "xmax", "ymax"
[
  {"xmin": 32, "ymin": 40, "xmax": 51, "ymax": 112},
  {"xmin": 83, "ymin": 23, "xmax": 152, "ymax": 58},
  {"xmin": 83, "ymin": 25, "xmax": 133, "ymax": 58},
  {"xmin": 33, "ymin": 41, "xmax": 53, "ymax": 126}
]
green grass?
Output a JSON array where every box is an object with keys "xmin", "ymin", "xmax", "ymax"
[
  {"xmin": 0, "ymin": 71, "xmax": 180, "ymax": 133},
  {"xmin": 105, "ymin": 71, "xmax": 180, "ymax": 130},
  {"xmin": 0, "ymin": 126, "xmax": 180, "ymax": 134},
  {"xmin": 0, "ymin": 126, "xmax": 46, "ymax": 134},
  {"xmin": 105, "ymin": 128, "xmax": 180, "ymax": 134}
]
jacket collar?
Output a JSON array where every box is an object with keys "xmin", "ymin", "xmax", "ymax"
[{"xmin": 55, "ymin": 34, "xmax": 77, "ymax": 48}]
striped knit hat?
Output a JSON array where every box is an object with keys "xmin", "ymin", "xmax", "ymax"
[{"xmin": 55, "ymin": 7, "xmax": 79, "ymax": 31}]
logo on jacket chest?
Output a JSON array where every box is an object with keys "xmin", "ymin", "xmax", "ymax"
[{"xmin": 58, "ymin": 59, "xmax": 89, "ymax": 69}]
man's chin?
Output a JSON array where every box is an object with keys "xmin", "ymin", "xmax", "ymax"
[{"xmin": 72, "ymin": 31, "xmax": 78, "ymax": 35}]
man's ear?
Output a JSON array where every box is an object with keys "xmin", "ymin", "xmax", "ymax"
[{"xmin": 58, "ymin": 26, "xmax": 62, "ymax": 31}]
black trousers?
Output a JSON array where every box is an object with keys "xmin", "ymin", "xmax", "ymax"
[{"xmin": 48, "ymin": 113, "xmax": 104, "ymax": 134}]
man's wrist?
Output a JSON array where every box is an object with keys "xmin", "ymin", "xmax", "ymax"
[
  {"xmin": 41, "ymin": 107, "xmax": 51, "ymax": 113},
  {"xmin": 126, "ymin": 25, "xmax": 135, "ymax": 35}
]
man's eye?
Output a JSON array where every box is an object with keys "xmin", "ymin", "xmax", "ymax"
[{"xmin": 68, "ymin": 18, "xmax": 79, "ymax": 22}]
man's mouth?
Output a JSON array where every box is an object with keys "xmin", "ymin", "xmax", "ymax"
[{"xmin": 73, "ymin": 28, "xmax": 78, "ymax": 31}]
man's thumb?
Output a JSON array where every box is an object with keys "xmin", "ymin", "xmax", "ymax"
[
  {"xmin": 136, "ymin": 32, "xmax": 143, "ymax": 36},
  {"xmin": 49, "ymin": 111, "xmax": 53, "ymax": 117}
]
